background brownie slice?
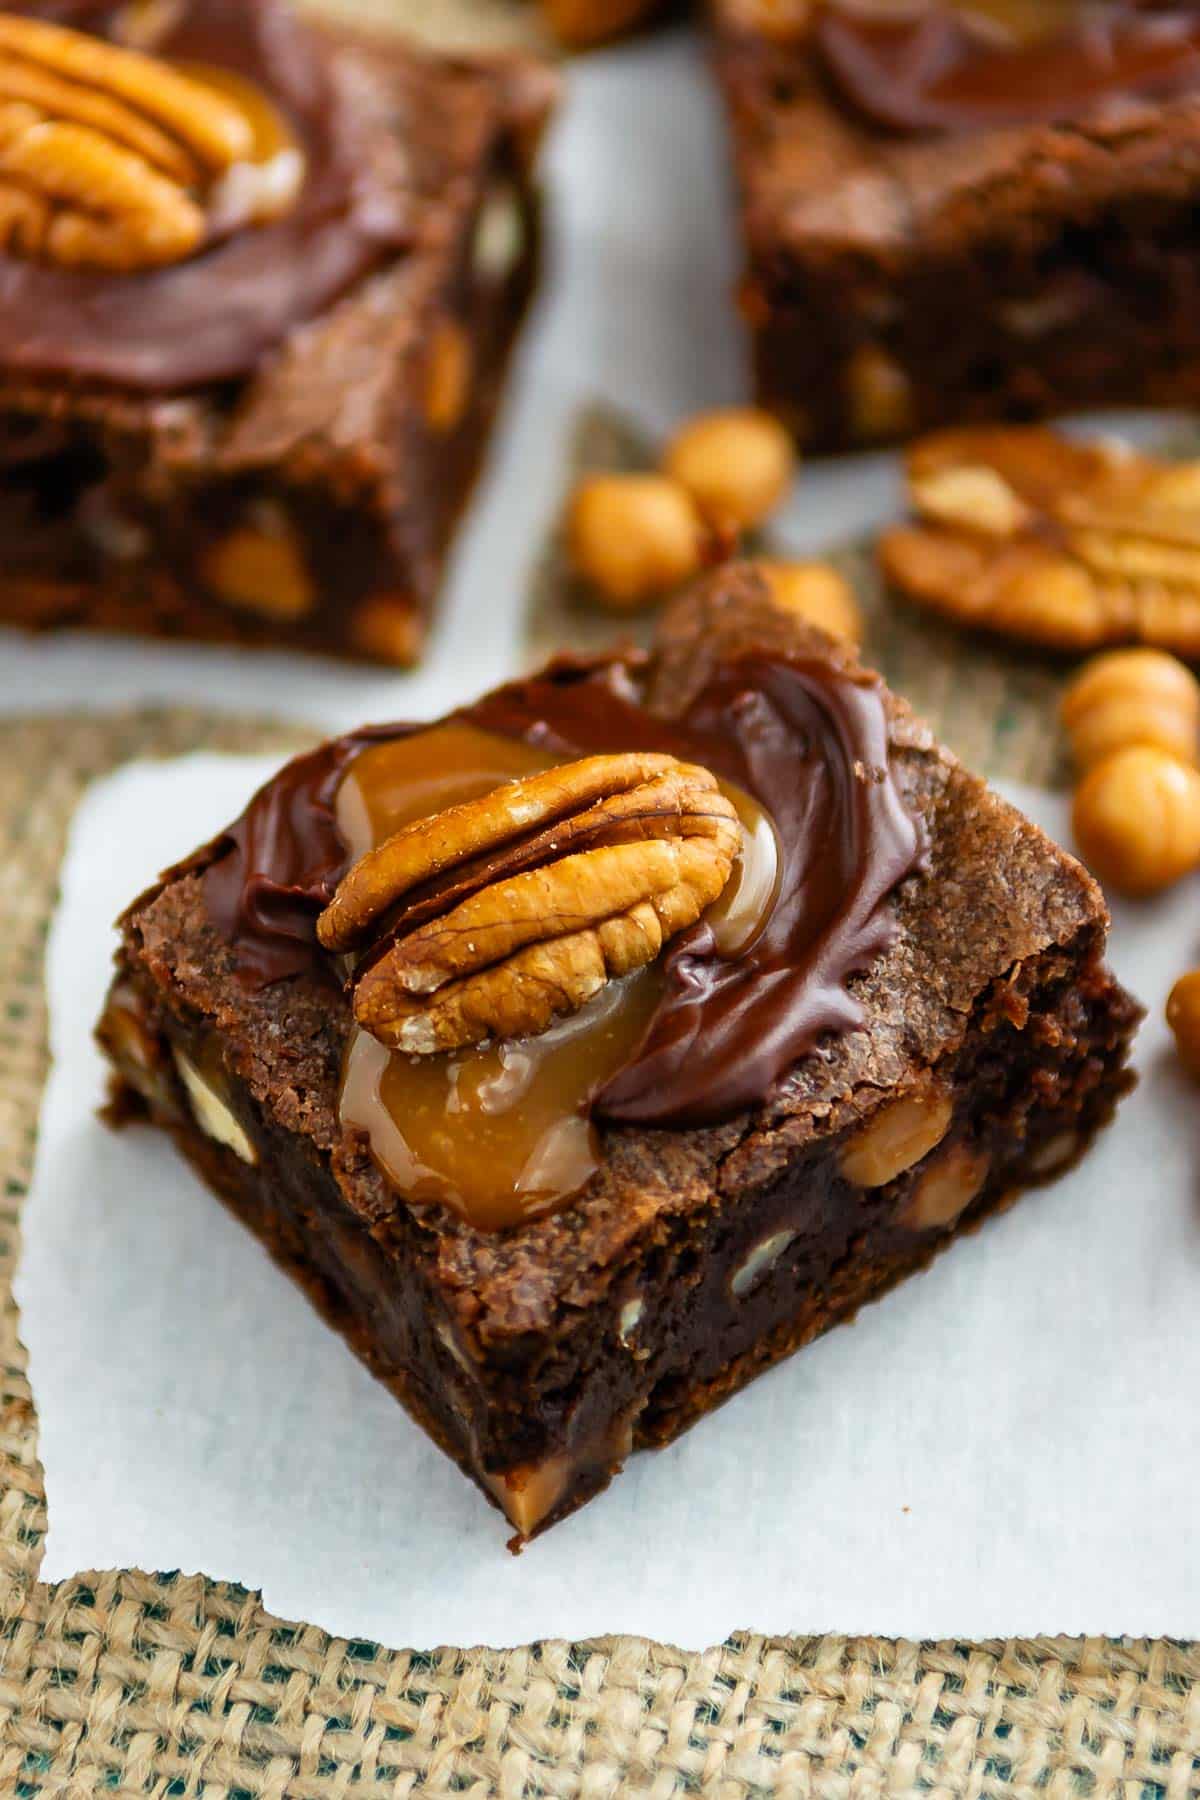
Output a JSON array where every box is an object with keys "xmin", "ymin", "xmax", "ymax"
[
  {"xmin": 712, "ymin": 0, "xmax": 1200, "ymax": 451},
  {"xmin": 98, "ymin": 565, "xmax": 1140, "ymax": 1541},
  {"xmin": 0, "ymin": 1, "xmax": 556, "ymax": 664}
]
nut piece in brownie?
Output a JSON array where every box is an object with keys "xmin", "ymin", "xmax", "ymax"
[
  {"xmin": 712, "ymin": 0, "xmax": 1200, "ymax": 450},
  {"xmin": 0, "ymin": 1, "xmax": 555, "ymax": 663},
  {"xmin": 98, "ymin": 564, "xmax": 1140, "ymax": 1541}
]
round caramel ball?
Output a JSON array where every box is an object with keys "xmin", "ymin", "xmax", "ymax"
[
  {"xmin": 758, "ymin": 560, "xmax": 864, "ymax": 644},
  {"xmin": 566, "ymin": 474, "xmax": 704, "ymax": 608},
  {"xmin": 664, "ymin": 407, "xmax": 796, "ymax": 531},
  {"xmin": 1072, "ymin": 746, "xmax": 1200, "ymax": 897},
  {"xmin": 1061, "ymin": 648, "xmax": 1200, "ymax": 771},
  {"xmin": 1168, "ymin": 969, "xmax": 1200, "ymax": 1079}
]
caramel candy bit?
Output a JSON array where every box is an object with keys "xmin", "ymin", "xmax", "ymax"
[
  {"xmin": 757, "ymin": 559, "xmax": 864, "ymax": 645},
  {"xmin": 202, "ymin": 509, "xmax": 315, "ymax": 621},
  {"xmin": 321, "ymin": 753, "xmax": 742, "ymax": 1055},
  {"xmin": 840, "ymin": 1084, "xmax": 954, "ymax": 1189},
  {"xmin": 1167, "ymin": 970, "xmax": 1200, "ymax": 1079},
  {"xmin": 483, "ymin": 1414, "xmax": 634, "ymax": 1539},
  {"xmin": 1072, "ymin": 745, "xmax": 1200, "ymax": 898},
  {"xmin": 349, "ymin": 595, "xmax": 422, "ymax": 666},
  {"xmin": 424, "ymin": 318, "xmax": 473, "ymax": 434},
  {"xmin": 567, "ymin": 474, "xmax": 705, "ymax": 609},
  {"xmin": 1060, "ymin": 648, "xmax": 1200, "ymax": 773},
  {"xmin": 664, "ymin": 407, "xmax": 796, "ymax": 533},
  {"xmin": 0, "ymin": 13, "xmax": 302, "ymax": 272},
  {"xmin": 901, "ymin": 1143, "xmax": 989, "ymax": 1233},
  {"xmin": 881, "ymin": 427, "xmax": 1200, "ymax": 657},
  {"xmin": 846, "ymin": 343, "xmax": 914, "ymax": 444}
]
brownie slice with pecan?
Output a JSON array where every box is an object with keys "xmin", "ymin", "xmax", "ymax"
[
  {"xmin": 97, "ymin": 564, "xmax": 1140, "ymax": 1541},
  {"xmin": 0, "ymin": 0, "xmax": 555, "ymax": 664}
]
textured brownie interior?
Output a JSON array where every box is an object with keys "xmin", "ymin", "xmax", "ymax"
[
  {"xmin": 712, "ymin": 10, "xmax": 1200, "ymax": 450},
  {"xmin": 99, "ymin": 570, "xmax": 1141, "ymax": 1538},
  {"xmin": 0, "ymin": 40, "xmax": 552, "ymax": 663}
]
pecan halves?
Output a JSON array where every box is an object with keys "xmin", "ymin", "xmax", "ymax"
[
  {"xmin": 880, "ymin": 427, "xmax": 1200, "ymax": 657},
  {"xmin": 320, "ymin": 753, "xmax": 743, "ymax": 1055},
  {"xmin": 0, "ymin": 14, "xmax": 299, "ymax": 272},
  {"xmin": 321, "ymin": 752, "xmax": 699, "ymax": 952}
]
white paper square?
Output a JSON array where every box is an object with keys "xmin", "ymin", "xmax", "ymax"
[{"xmin": 15, "ymin": 753, "xmax": 1200, "ymax": 1647}]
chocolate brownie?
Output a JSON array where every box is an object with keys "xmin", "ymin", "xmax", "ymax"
[
  {"xmin": 713, "ymin": 0, "xmax": 1200, "ymax": 451},
  {"xmin": 98, "ymin": 565, "xmax": 1140, "ymax": 1541},
  {"xmin": 0, "ymin": 1, "xmax": 555, "ymax": 663}
]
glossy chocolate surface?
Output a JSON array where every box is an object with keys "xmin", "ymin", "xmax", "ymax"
[
  {"xmin": 0, "ymin": 0, "xmax": 409, "ymax": 388},
  {"xmin": 203, "ymin": 647, "xmax": 924, "ymax": 1132},
  {"xmin": 816, "ymin": 2, "xmax": 1200, "ymax": 136}
]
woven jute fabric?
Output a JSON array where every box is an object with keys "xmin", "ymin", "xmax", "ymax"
[{"xmin": 0, "ymin": 714, "xmax": 1197, "ymax": 1795}]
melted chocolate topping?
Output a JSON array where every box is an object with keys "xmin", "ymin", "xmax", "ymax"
[
  {"xmin": 0, "ymin": 0, "xmax": 410, "ymax": 389},
  {"xmin": 202, "ymin": 649, "xmax": 925, "ymax": 1130},
  {"xmin": 816, "ymin": 3, "xmax": 1200, "ymax": 137}
]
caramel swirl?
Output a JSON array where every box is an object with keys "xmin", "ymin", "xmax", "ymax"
[
  {"xmin": 203, "ymin": 647, "xmax": 924, "ymax": 1154},
  {"xmin": 816, "ymin": 3, "xmax": 1200, "ymax": 137}
]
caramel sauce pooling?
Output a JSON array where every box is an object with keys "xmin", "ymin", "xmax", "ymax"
[{"xmin": 335, "ymin": 723, "xmax": 778, "ymax": 1232}]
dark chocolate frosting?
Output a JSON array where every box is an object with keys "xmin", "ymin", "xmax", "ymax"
[
  {"xmin": 0, "ymin": 0, "xmax": 410, "ymax": 389},
  {"xmin": 203, "ymin": 646, "xmax": 925, "ymax": 1130},
  {"xmin": 816, "ymin": 3, "xmax": 1200, "ymax": 137}
]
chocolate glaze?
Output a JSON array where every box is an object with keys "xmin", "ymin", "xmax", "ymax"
[
  {"xmin": 202, "ymin": 724, "xmax": 396, "ymax": 986},
  {"xmin": 0, "ymin": 0, "xmax": 410, "ymax": 389},
  {"xmin": 202, "ymin": 648, "xmax": 924, "ymax": 1130},
  {"xmin": 816, "ymin": 3, "xmax": 1200, "ymax": 137}
]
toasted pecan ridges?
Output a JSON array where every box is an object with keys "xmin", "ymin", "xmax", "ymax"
[
  {"xmin": 319, "ymin": 752, "xmax": 742, "ymax": 1055},
  {"xmin": 881, "ymin": 427, "xmax": 1200, "ymax": 657}
]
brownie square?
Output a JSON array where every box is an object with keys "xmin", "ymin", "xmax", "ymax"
[
  {"xmin": 0, "ymin": 1, "xmax": 556, "ymax": 663},
  {"xmin": 98, "ymin": 565, "xmax": 1139, "ymax": 1540},
  {"xmin": 712, "ymin": 0, "xmax": 1200, "ymax": 451}
]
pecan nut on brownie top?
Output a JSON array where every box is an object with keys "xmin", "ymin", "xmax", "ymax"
[
  {"xmin": 98, "ymin": 566, "xmax": 1140, "ymax": 1541},
  {"xmin": 712, "ymin": 0, "xmax": 1200, "ymax": 451},
  {"xmin": 0, "ymin": 0, "xmax": 556, "ymax": 663}
]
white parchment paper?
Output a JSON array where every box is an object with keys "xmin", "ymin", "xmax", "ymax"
[{"xmin": 16, "ymin": 753, "xmax": 1200, "ymax": 1646}]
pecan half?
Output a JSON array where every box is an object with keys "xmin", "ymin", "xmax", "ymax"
[
  {"xmin": 0, "ymin": 14, "xmax": 300, "ymax": 272},
  {"xmin": 880, "ymin": 427, "xmax": 1200, "ymax": 656},
  {"xmin": 319, "ymin": 753, "xmax": 742, "ymax": 1054}
]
